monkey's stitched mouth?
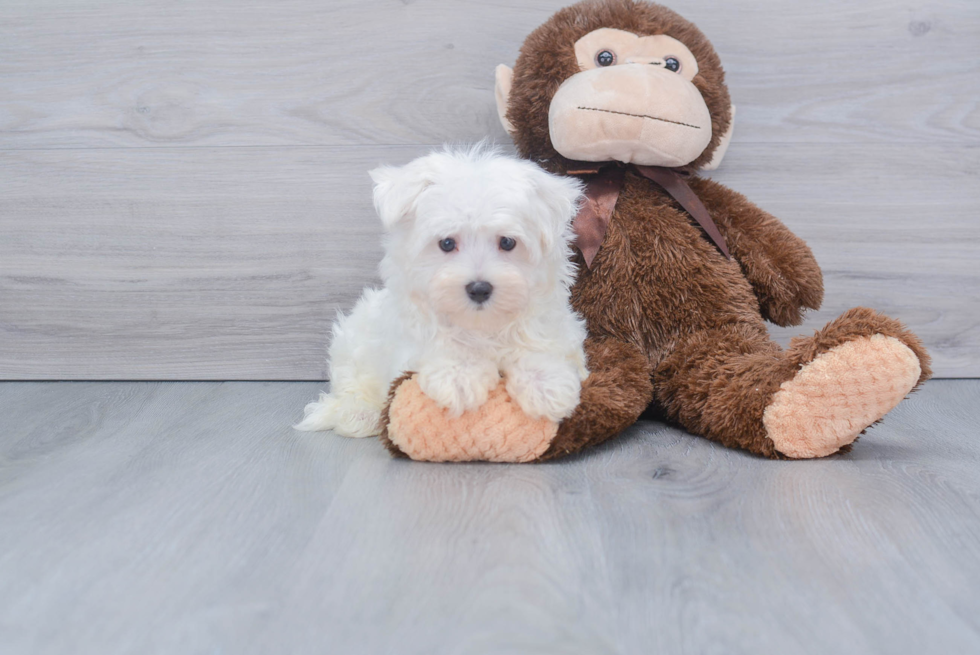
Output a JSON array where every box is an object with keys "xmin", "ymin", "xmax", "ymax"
[{"xmin": 576, "ymin": 106, "xmax": 701, "ymax": 129}]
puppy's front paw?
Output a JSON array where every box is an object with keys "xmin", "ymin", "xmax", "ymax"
[
  {"xmin": 417, "ymin": 359, "xmax": 501, "ymax": 417},
  {"xmin": 505, "ymin": 356, "xmax": 582, "ymax": 422}
]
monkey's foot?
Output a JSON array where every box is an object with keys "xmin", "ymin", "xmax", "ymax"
[
  {"xmin": 382, "ymin": 374, "xmax": 557, "ymax": 462},
  {"xmin": 763, "ymin": 334, "xmax": 921, "ymax": 458}
]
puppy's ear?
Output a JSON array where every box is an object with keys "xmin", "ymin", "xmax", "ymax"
[
  {"xmin": 528, "ymin": 167, "xmax": 584, "ymax": 253},
  {"xmin": 369, "ymin": 161, "xmax": 433, "ymax": 229}
]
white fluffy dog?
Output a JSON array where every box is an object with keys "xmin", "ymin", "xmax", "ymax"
[{"xmin": 295, "ymin": 145, "xmax": 588, "ymax": 438}]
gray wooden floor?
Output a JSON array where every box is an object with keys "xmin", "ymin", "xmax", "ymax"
[{"xmin": 1, "ymin": 380, "xmax": 978, "ymax": 654}]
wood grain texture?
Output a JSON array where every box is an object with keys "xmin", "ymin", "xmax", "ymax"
[
  {"xmin": 0, "ymin": 0, "xmax": 976, "ymax": 148},
  {"xmin": 1, "ymin": 379, "xmax": 978, "ymax": 654},
  {"xmin": 1, "ymin": 143, "xmax": 975, "ymax": 378},
  {"xmin": 0, "ymin": 0, "xmax": 977, "ymax": 378}
]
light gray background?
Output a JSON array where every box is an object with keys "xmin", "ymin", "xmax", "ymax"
[{"xmin": 1, "ymin": 0, "xmax": 977, "ymax": 379}]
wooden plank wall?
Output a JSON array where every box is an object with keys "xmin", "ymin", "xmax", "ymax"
[{"xmin": 0, "ymin": 0, "xmax": 977, "ymax": 379}]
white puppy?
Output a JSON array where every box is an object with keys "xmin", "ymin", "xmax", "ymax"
[{"xmin": 295, "ymin": 145, "xmax": 588, "ymax": 438}]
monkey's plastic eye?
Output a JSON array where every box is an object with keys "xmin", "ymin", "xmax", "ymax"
[
  {"xmin": 439, "ymin": 238, "xmax": 456, "ymax": 252},
  {"xmin": 664, "ymin": 57, "xmax": 681, "ymax": 72},
  {"xmin": 595, "ymin": 50, "xmax": 615, "ymax": 67},
  {"xmin": 499, "ymin": 236, "xmax": 517, "ymax": 251}
]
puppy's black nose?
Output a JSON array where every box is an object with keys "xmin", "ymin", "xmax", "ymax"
[{"xmin": 465, "ymin": 280, "xmax": 493, "ymax": 304}]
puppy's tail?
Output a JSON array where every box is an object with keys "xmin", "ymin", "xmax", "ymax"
[{"xmin": 293, "ymin": 392, "xmax": 381, "ymax": 438}]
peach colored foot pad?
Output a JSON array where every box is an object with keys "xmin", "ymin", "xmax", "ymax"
[
  {"xmin": 764, "ymin": 334, "xmax": 921, "ymax": 459},
  {"xmin": 387, "ymin": 375, "xmax": 558, "ymax": 463}
]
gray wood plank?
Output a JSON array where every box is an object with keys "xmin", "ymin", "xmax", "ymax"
[
  {"xmin": 1, "ymin": 379, "xmax": 978, "ymax": 654},
  {"xmin": 0, "ymin": 0, "xmax": 977, "ymax": 150},
  {"xmin": 0, "ymin": 0, "xmax": 977, "ymax": 378},
  {"xmin": 0, "ymin": 145, "xmax": 417, "ymax": 379},
  {"xmin": 1, "ymin": 142, "xmax": 976, "ymax": 379}
]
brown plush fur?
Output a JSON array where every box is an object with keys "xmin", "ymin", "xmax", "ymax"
[
  {"xmin": 540, "ymin": 337, "xmax": 654, "ymax": 460},
  {"xmin": 380, "ymin": 372, "xmax": 413, "ymax": 459},
  {"xmin": 383, "ymin": 0, "xmax": 931, "ymax": 461}
]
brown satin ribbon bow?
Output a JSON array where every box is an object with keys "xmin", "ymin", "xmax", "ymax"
[{"xmin": 569, "ymin": 162, "xmax": 732, "ymax": 268}]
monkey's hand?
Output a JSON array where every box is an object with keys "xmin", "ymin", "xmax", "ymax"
[{"xmin": 691, "ymin": 177, "xmax": 824, "ymax": 327}]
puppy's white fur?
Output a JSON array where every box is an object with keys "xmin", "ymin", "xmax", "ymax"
[{"xmin": 295, "ymin": 145, "xmax": 588, "ymax": 437}]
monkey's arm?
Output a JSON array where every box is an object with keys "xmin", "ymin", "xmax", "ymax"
[{"xmin": 690, "ymin": 177, "xmax": 824, "ymax": 327}]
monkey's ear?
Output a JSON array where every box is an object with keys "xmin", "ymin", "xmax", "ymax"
[
  {"xmin": 701, "ymin": 104, "xmax": 735, "ymax": 171},
  {"xmin": 494, "ymin": 64, "xmax": 516, "ymax": 136},
  {"xmin": 369, "ymin": 162, "xmax": 432, "ymax": 230}
]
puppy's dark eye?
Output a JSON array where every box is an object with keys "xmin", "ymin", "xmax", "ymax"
[
  {"xmin": 499, "ymin": 236, "xmax": 517, "ymax": 251},
  {"xmin": 595, "ymin": 50, "xmax": 615, "ymax": 67},
  {"xmin": 439, "ymin": 238, "xmax": 456, "ymax": 252},
  {"xmin": 664, "ymin": 57, "xmax": 680, "ymax": 72}
]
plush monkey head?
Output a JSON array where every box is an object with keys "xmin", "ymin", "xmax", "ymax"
[{"xmin": 495, "ymin": 0, "xmax": 734, "ymax": 174}]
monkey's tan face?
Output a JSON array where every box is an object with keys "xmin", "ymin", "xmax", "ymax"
[{"xmin": 547, "ymin": 28, "xmax": 712, "ymax": 167}]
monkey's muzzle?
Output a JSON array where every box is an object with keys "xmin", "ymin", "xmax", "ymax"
[{"xmin": 548, "ymin": 65, "xmax": 713, "ymax": 167}]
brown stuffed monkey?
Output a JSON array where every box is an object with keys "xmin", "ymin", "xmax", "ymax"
[{"xmin": 381, "ymin": 0, "xmax": 930, "ymax": 461}]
